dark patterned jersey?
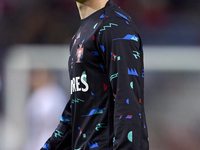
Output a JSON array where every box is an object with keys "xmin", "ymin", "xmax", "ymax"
[{"xmin": 41, "ymin": 0, "xmax": 149, "ymax": 150}]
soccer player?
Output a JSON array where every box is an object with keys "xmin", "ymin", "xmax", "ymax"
[{"xmin": 41, "ymin": 0, "xmax": 149, "ymax": 149}]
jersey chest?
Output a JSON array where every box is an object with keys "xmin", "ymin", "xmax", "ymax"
[{"xmin": 68, "ymin": 25, "xmax": 104, "ymax": 78}]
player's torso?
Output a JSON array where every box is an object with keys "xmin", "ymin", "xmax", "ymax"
[{"xmin": 68, "ymin": 15, "xmax": 114, "ymax": 150}]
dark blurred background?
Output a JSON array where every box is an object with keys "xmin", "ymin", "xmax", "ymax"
[
  {"xmin": 0, "ymin": 0, "xmax": 200, "ymax": 46},
  {"xmin": 0, "ymin": 0, "xmax": 200, "ymax": 150}
]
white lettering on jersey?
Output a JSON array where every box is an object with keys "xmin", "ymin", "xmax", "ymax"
[
  {"xmin": 76, "ymin": 77, "xmax": 81, "ymax": 92},
  {"xmin": 71, "ymin": 78, "xmax": 76, "ymax": 94},
  {"xmin": 71, "ymin": 73, "xmax": 89, "ymax": 94},
  {"xmin": 81, "ymin": 74, "xmax": 89, "ymax": 92}
]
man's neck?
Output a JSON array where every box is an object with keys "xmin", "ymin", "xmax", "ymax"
[{"xmin": 76, "ymin": 0, "xmax": 109, "ymax": 19}]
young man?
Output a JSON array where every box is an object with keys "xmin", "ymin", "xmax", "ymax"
[{"xmin": 41, "ymin": 0, "xmax": 149, "ymax": 149}]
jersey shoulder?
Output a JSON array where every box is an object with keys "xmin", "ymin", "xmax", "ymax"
[{"xmin": 99, "ymin": 3, "xmax": 140, "ymax": 34}]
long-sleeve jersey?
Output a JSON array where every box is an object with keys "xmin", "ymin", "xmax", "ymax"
[{"xmin": 41, "ymin": 0, "xmax": 149, "ymax": 150}]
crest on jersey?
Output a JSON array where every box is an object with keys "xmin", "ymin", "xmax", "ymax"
[{"xmin": 76, "ymin": 44, "xmax": 84, "ymax": 63}]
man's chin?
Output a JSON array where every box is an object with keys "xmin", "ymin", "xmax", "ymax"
[{"xmin": 74, "ymin": 0, "xmax": 86, "ymax": 2}]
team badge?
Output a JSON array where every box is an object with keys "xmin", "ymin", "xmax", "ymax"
[{"xmin": 76, "ymin": 44, "xmax": 84, "ymax": 63}]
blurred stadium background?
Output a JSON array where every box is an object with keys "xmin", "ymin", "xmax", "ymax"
[{"xmin": 0, "ymin": 0, "xmax": 200, "ymax": 150}]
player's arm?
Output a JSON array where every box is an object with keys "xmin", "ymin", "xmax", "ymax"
[
  {"xmin": 97, "ymin": 18, "xmax": 144, "ymax": 149},
  {"xmin": 40, "ymin": 100, "xmax": 72, "ymax": 150}
]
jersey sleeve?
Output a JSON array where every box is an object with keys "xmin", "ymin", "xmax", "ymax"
[
  {"xmin": 40, "ymin": 100, "xmax": 72, "ymax": 150},
  {"xmin": 97, "ymin": 18, "xmax": 144, "ymax": 149}
]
